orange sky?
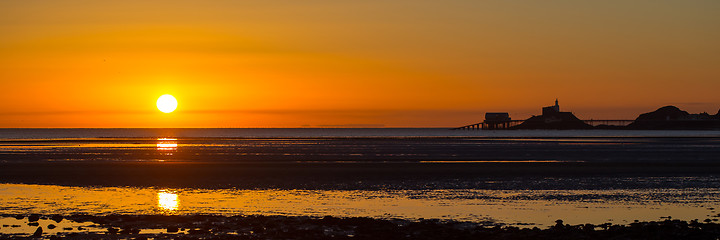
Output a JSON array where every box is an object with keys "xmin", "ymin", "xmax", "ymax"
[{"xmin": 1, "ymin": 1, "xmax": 719, "ymax": 127}]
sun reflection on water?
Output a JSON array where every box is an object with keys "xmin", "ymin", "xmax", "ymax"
[
  {"xmin": 157, "ymin": 190, "xmax": 179, "ymax": 212},
  {"xmin": 156, "ymin": 138, "xmax": 177, "ymax": 151},
  {"xmin": 1, "ymin": 184, "xmax": 718, "ymax": 227}
]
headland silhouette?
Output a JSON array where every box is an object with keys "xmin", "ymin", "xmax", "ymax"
[{"xmin": 455, "ymin": 100, "xmax": 720, "ymax": 130}]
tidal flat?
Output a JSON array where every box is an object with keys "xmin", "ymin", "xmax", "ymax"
[{"xmin": 1, "ymin": 130, "xmax": 720, "ymax": 238}]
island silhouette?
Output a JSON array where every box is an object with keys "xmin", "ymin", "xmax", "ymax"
[{"xmin": 455, "ymin": 100, "xmax": 720, "ymax": 130}]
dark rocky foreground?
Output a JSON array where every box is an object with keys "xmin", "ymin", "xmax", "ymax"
[{"xmin": 3, "ymin": 214, "xmax": 720, "ymax": 240}]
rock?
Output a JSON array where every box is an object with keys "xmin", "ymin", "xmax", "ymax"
[
  {"xmin": 635, "ymin": 106, "xmax": 689, "ymax": 121},
  {"xmin": 14, "ymin": 215, "xmax": 24, "ymax": 220},
  {"xmin": 512, "ymin": 112, "xmax": 592, "ymax": 130},
  {"xmin": 50, "ymin": 215, "xmax": 64, "ymax": 223},
  {"xmin": 28, "ymin": 214, "xmax": 41, "ymax": 222},
  {"xmin": 31, "ymin": 226, "xmax": 43, "ymax": 238},
  {"xmin": 47, "ymin": 224, "xmax": 56, "ymax": 229},
  {"xmin": 629, "ymin": 106, "xmax": 720, "ymax": 129},
  {"xmin": 63, "ymin": 227, "xmax": 73, "ymax": 231},
  {"xmin": 28, "ymin": 222, "xmax": 40, "ymax": 226}
]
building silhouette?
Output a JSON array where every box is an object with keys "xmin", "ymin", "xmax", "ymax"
[{"xmin": 542, "ymin": 99, "xmax": 560, "ymax": 116}]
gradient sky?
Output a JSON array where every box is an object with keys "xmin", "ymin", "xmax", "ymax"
[{"xmin": 1, "ymin": 1, "xmax": 719, "ymax": 127}]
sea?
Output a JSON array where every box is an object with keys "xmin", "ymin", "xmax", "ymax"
[{"xmin": 1, "ymin": 128, "xmax": 720, "ymax": 232}]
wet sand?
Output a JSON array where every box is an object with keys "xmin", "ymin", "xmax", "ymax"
[
  {"xmin": 2, "ymin": 161, "xmax": 720, "ymax": 189},
  {"xmin": 1, "ymin": 137, "xmax": 720, "ymax": 164},
  {"xmin": 2, "ymin": 135, "xmax": 720, "ymax": 238},
  {"xmin": 1, "ymin": 137, "xmax": 720, "ymax": 189},
  {"xmin": 3, "ymin": 183, "xmax": 717, "ymax": 227}
]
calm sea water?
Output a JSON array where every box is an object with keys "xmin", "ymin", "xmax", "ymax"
[
  {"xmin": 2, "ymin": 128, "xmax": 720, "ymax": 139},
  {"xmin": 1, "ymin": 128, "xmax": 719, "ymax": 165},
  {"xmin": 1, "ymin": 128, "xmax": 720, "ymax": 229}
]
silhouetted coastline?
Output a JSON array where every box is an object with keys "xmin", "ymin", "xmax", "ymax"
[
  {"xmin": 459, "ymin": 101, "xmax": 720, "ymax": 130},
  {"xmin": 510, "ymin": 111, "xmax": 592, "ymax": 130},
  {"xmin": 628, "ymin": 106, "xmax": 720, "ymax": 130}
]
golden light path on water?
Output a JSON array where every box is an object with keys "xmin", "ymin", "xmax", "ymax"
[
  {"xmin": 157, "ymin": 190, "xmax": 179, "ymax": 212},
  {"xmin": 0, "ymin": 183, "xmax": 718, "ymax": 228},
  {"xmin": 156, "ymin": 138, "xmax": 178, "ymax": 151}
]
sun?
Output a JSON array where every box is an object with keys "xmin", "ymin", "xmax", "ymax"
[{"xmin": 157, "ymin": 94, "xmax": 178, "ymax": 113}]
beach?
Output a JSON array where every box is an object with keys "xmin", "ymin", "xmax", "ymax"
[{"xmin": 1, "ymin": 129, "xmax": 720, "ymax": 238}]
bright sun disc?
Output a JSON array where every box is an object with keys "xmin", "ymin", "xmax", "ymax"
[{"xmin": 157, "ymin": 94, "xmax": 178, "ymax": 113}]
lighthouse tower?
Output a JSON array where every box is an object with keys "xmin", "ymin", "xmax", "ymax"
[{"xmin": 543, "ymin": 99, "xmax": 560, "ymax": 115}]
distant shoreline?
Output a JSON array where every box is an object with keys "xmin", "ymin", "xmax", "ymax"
[
  {"xmin": 458, "ymin": 104, "xmax": 720, "ymax": 130},
  {"xmin": 1, "ymin": 128, "xmax": 720, "ymax": 140}
]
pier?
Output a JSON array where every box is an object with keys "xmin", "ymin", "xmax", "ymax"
[
  {"xmin": 453, "ymin": 100, "xmax": 635, "ymax": 130},
  {"xmin": 453, "ymin": 119, "xmax": 633, "ymax": 130},
  {"xmin": 582, "ymin": 120, "xmax": 634, "ymax": 127},
  {"xmin": 453, "ymin": 120, "xmax": 524, "ymax": 130}
]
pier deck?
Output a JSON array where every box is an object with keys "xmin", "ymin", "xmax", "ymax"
[{"xmin": 453, "ymin": 119, "xmax": 634, "ymax": 130}]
